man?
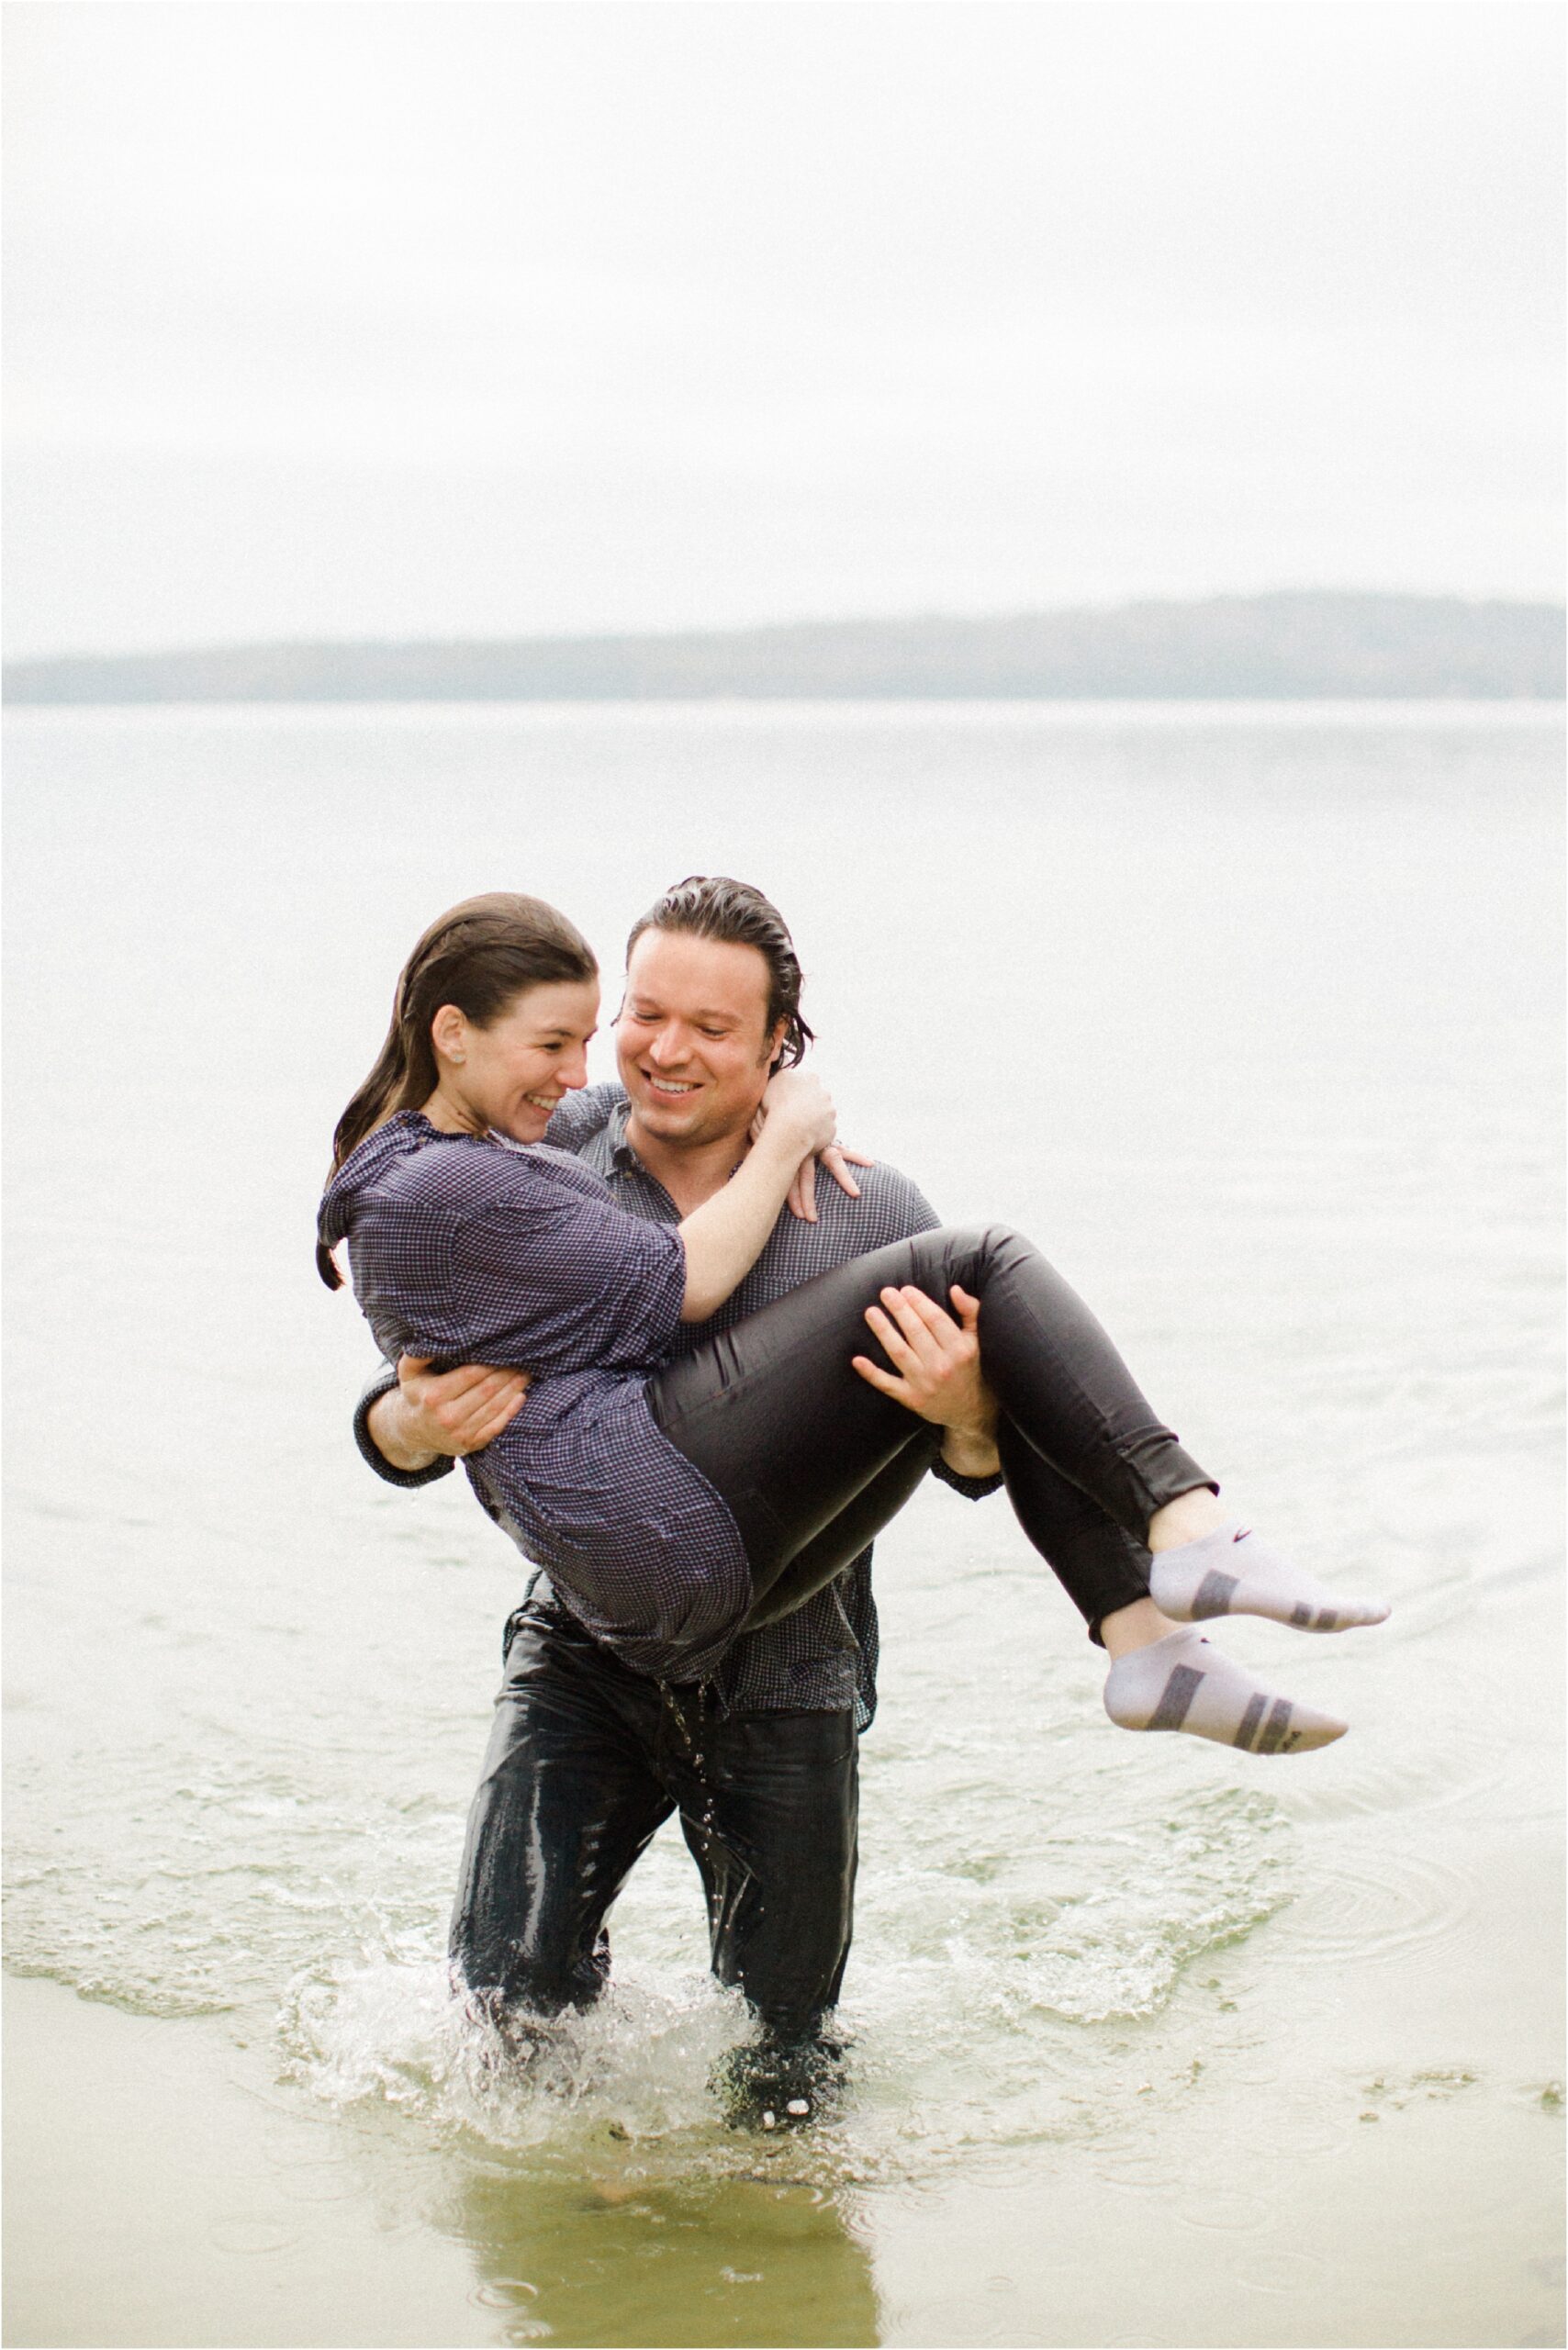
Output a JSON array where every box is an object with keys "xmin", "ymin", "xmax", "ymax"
[{"xmin": 354, "ymin": 876, "xmax": 1006, "ymax": 2121}]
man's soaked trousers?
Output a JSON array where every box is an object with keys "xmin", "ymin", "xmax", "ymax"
[{"xmin": 450, "ymin": 1591, "xmax": 857, "ymax": 2047}]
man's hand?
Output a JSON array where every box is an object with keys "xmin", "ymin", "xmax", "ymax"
[
  {"xmin": 367, "ymin": 1356, "xmax": 531, "ymax": 1472},
  {"xmin": 850, "ymin": 1284, "xmax": 1002, "ymax": 1478}
]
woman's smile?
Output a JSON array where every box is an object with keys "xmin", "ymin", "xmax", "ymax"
[{"xmin": 421, "ymin": 978, "xmax": 601, "ymax": 1144}]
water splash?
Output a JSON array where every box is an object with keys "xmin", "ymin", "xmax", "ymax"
[
  {"xmin": 281, "ymin": 1958, "xmax": 749, "ymax": 2154},
  {"xmin": 271, "ymin": 1782, "xmax": 1294, "ymax": 2184}
]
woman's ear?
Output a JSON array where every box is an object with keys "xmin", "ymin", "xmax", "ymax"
[{"xmin": 430, "ymin": 1003, "xmax": 468, "ymax": 1066}]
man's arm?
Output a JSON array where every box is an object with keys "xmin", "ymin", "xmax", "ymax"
[
  {"xmin": 857, "ymin": 1282, "xmax": 1003, "ymax": 1489},
  {"xmin": 359, "ymin": 1358, "xmax": 529, "ymax": 1483},
  {"xmin": 353, "ymin": 1144, "xmax": 1002, "ymax": 1489},
  {"xmin": 851, "ymin": 1166, "xmax": 1002, "ymax": 1490},
  {"xmin": 933, "ymin": 1403, "xmax": 1004, "ymax": 1486}
]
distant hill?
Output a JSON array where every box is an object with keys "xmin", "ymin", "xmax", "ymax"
[{"xmin": 5, "ymin": 593, "xmax": 1562, "ymax": 703}]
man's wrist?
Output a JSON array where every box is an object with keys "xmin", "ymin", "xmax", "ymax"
[
  {"xmin": 369, "ymin": 1389, "xmax": 442, "ymax": 1474},
  {"xmin": 945, "ymin": 1428, "xmax": 1005, "ymax": 1466},
  {"xmin": 353, "ymin": 1372, "xmax": 455, "ymax": 1489},
  {"xmin": 938, "ymin": 1423, "xmax": 1002, "ymax": 1480}
]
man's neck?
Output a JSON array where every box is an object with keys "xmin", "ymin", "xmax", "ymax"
[{"xmin": 623, "ymin": 1111, "xmax": 755, "ymax": 1215}]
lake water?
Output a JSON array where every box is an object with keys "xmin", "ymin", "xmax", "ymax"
[{"xmin": 4, "ymin": 700, "xmax": 1563, "ymax": 2348}]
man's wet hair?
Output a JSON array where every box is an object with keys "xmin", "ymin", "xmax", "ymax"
[{"xmin": 626, "ymin": 877, "xmax": 814, "ymax": 1069}]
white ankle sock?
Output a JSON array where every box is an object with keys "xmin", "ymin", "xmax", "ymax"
[
  {"xmin": 1149, "ymin": 1521, "xmax": 1390, "ymax": 1634},
  {"xmin": 1103, "ymin": 1628, "xmax": 1347, "ymax": 1752}
]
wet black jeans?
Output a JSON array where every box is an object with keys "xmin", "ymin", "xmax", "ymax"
[{"xmin": 451, "ymin": 1592, "xmax": 857, "ymax": 2047}]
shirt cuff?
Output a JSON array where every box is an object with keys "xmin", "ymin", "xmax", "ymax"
[
  {"xmin": 928, "ymin": 1452, "xmax": 1005, "ymax": 1501},
  {"xmin": 353, "ymin": 1366, "xmax": 456, "ymax": 1489}
]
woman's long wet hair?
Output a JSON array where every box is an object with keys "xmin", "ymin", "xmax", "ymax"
[
  {"xmin": 624, "ymin": 876, "xmax": 813, "ymax": 1069},
  {"xmin": 318, "ymin": 891, "xmax": 598, "ymax": 1289}
]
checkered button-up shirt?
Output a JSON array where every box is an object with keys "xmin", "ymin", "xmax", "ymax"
[{"xmin": 351, "ymin": 1087, "xmax": 1001, "ymax": 1725}]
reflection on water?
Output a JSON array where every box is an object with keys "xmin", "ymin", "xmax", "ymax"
[
  {"xmin": 448, "ymin": 2165, "xmax": 879, "ymax": 2349},
  {"xmin": 283, "ymin": 1955, "xmax": 884, "ymax": 2344}
]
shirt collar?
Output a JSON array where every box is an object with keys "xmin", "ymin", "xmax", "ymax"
[{"xmin": 605, "ymin": 1095, "xmax": 642, "ymax": 1174}]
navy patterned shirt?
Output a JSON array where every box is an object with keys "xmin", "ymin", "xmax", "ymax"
[
  {"xmin": 324, "ymin": 1111, "xmax": 756, "ymax": 1682},
  {"xmin": 349, "ymin": 1087, "xmax": 1001, "ymax": 1724}
]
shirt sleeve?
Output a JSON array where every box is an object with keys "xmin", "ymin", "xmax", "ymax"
[
  {"xmin": 353, "ymin": 1360, "xmax": 455, "ymax": 1490},
  {"xmin": 859, "ymin": 1163, "xmax": 941, "ymax": 1242},
  {"xmin": 928, "ymin": 1453, "xmax": 1006, "ymax": 1501}
]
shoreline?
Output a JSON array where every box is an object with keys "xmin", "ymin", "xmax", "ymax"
[
  {"xmin": 7, "ymin": 1837, "xmax": 1563, "ymax": 2350},
  {"xmin": 2, "ymin": 1977, "xmax": 493, "ymax": 2350}
]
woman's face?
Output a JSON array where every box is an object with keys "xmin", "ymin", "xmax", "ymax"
[{"xmin": 431, "ymin": 979, "xmax": 600, "ymax": 1144}]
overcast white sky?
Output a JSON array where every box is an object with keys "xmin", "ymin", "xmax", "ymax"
[{"xmin": 5, "ymin": 0, "xmax": 1562, "ymax": 659}]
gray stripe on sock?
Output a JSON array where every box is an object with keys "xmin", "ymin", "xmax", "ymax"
[
  {"xmin": 1291, "ymin": 1604, "xmax": 1314, "ymax": 1628},
  {"xmin": 1315, "ymin": 1607, "xmax": 1339, "ymax": 1631},
  {"xmin": 1191, "ymin": 1570, "xmax": 1240, "ymax": 1619},
  {"xmin": 1256, "ymin": 1697, "xmax": 1294, "ymax": 1753},
  {"xmin": 1147, "ymin": 1663, "xmax": 1204, "ymax": 1732},
  {"xmin": 1234, "ymin": 1693, "xmax": 1267, "ymax": 1751}
]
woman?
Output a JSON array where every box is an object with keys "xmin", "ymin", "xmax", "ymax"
[{"xmin": 319, "ymin": 893, "xmax": 1387, "ymax": 1753}]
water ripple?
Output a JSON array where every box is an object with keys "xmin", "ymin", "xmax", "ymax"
[{"xmin": 1286, "ymin": 1847, "xmax": 1481, "ymax": 1974}]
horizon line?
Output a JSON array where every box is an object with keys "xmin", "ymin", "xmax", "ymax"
[{"xmin": 6, "ymin": 586, "xmax": 1562, "ymax": 673}]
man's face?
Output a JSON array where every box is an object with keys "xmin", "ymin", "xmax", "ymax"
[{"xmin": 617, "ymin": 927, "xmax": 787, "ymax": 1148}]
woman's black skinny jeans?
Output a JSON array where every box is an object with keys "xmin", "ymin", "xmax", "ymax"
[{"xmin": 648, "ymin": 1223, "xmax": 1215, "ymax": 1646}]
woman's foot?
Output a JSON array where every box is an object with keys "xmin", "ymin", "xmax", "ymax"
[
  {"xmin": 1148, "ymin": 1521, "xmax": 1390, "ymax": 1634},
  {"xmin": 1103, "ymin": 1628, "xmax": 1347, "ymax": 1752}
]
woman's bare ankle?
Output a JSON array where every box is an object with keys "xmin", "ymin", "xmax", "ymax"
[
  {"xmin": 1100, "ymin": 1595, "xmax": 1184, "ymax": 1659},
  {"xmin": 1147, "ymin": 1488, "xmax": 1225, "ymax": 1553}
]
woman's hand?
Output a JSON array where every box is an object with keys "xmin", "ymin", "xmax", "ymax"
[
  {"xmin": 756, "ymin": 1066, "xmax": 838, "ymax": 1158},
  {"xmin": 751, "ymin": 1069, "xmax": 872, "ymax": 1222},
  {"xmin": 785, "ymin": 1144, "xmax": 875, "ymax": 1224}
]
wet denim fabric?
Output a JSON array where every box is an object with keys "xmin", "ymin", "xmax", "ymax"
[{"xmin": 450, "ymin": 1593, "xmax": 858, "ymax": 2046}]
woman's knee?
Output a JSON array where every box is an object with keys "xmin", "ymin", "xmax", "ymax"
[{"xmin": 918, "ymin": 1222, "xmax": 1032, "ymax": 1294}]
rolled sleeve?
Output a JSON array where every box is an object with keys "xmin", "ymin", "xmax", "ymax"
[{"xmin": 928, "ymin": 1454, "xmax": 1006, "ymax": 1501}]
